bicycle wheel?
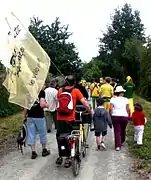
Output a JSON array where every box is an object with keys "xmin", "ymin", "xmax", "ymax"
[{"xmin": 71, "ymin": 157, "xmax": 80, "ymax": 177}]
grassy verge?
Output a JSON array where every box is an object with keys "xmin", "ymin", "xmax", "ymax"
[
  {"xmin": 127, "ymin": 95, "xmax": 151, "ymax": 175},
  {"xmin": 0, "ymin": 113, "xmax": 23, "ymax": 143}
]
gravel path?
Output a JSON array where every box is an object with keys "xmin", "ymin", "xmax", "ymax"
[{"xmin": 0, "ymin": 127, "xmax": 138, "ymax": 180}]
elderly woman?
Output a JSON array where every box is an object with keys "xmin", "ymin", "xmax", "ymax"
[{"xmin": 110, "ymin": 86, "xmax": 130, "ymax": 151}]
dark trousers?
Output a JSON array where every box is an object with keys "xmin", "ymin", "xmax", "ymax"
[
  {"xmin": 56, "ymin": 120, "xmax": 74, "ymax": 157},
  {"xmin": 53, "ymin": 111, "xmax": 57, "ymax": 129},
  {"xmin": 112, "ymin": 117, "xmax": 128, "ymax": 148},
  {"xmin": 45, "ymin": 111, "xmax": 57, "ymax": 131}
]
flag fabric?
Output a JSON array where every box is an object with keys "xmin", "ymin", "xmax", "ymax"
[{"xmin": 2, "ymin": 12, "xmax": 50, "ymax": 109}]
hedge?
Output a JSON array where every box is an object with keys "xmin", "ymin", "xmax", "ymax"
[{"xmin": 0, "ymin": 86, "xmax": 20, "ymax": 117}]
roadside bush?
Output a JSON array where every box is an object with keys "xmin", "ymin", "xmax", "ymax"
[{"xmin": 0, "ymin": 86, "xmax": 20, "ymax": 117}]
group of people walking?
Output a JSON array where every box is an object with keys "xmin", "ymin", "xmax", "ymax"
[
  {"xmin": 89, "ymin": 76, "xmax": 147, "ymax": 151},
  {"xmin": 23, "ymin": 75, "xmax": 91, "ymax": 165},
  {"xmin": 23, "ymin": 74, "xmax": 147, "ymax": 168}
]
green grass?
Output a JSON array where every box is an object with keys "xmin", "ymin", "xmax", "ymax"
[
  {"xmin": 0, "ymin": 113, "xmax": 23, "ymax": 142},
  {"xmin": 127, "ymin": 95, "xmax": 151, "ymax": 174}
]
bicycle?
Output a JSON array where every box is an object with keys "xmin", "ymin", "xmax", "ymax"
[
  {"xmin": 75, "ymin": 105, "xmax": 91, "ymax": 152},
  {"xmin": 67, "ymin": 105, "xmax": 91, "ymax": 176},
  {"xmin": 56, "ymin": 105, "xmax": 91, "ymax": 177}
]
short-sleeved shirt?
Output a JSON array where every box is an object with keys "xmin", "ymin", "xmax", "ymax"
[
  {"xmin": 74, "ymin": 84, "xmax": 88, "ymax": 99},
  {"xmin": 57, "ymin": 86, "xmax": 83, "ymax": 121},
  {"xmin": 90, "ymin": 83, "xmax": 99, "ymax": 97},
  {"xmin": 99, "ymin": 84, "xmax": 113, "ymax": 98},
  {"xmin": 27, "ymin": 90, "xmax": 45, "ymax": 118},
  {"xmin": 110, "ymin": 96, "xmax": 129, "ymax": 117},
  {"xmin": 123, "ymin": 82, "xmax": 135, "ymax": 98},
  {"xmin": 131, "ymin": 111, "xmax": 145, "ymax": 126},
  {"xmin": 44, "ymin": 87, "xmax": 58, "ymax": 112}
]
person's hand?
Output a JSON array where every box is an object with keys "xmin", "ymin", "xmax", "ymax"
[
  {"xmin": 46, "ymin": 103, "xmax": 49, "ymax": 108},
  {"xmin": 145, "ymin": 117, "xmax": 147, "ymax": 124},
  {"xmin": 91, "ymin": 109, "xmax": 94, "ymax": 115}
]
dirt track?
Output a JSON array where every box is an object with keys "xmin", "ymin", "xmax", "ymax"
[{"xmin": 0, "ymin": 128, "xmax": 138, "ymax": 180}]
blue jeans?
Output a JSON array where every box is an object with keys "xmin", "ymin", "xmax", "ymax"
[{"xmin": 27, "ymin": 117, "xmax": 47, "ymax": 145}]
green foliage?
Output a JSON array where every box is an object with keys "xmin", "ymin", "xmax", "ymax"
[
  {"xmin": 29, "ymin": 17, "xmax": 82, "ymax": 76},
  {"xmin": 127, "ymin": 95, "xmax": 151, "ymax": 173},
  {"xmin": 82, "ymin": 59, "xmax": 102, "ymax": 81},
  {"xmin": 97, "ymin": 3, "xmax": 145, "ymax": 81},
  {"xmin": 122, "ymin": 38, "xmax": 143, "ymax": 84},
  {"xmin": 0, "ymin": 62, "xmax": 6, "ymax": 85},
  {"xmin": 95, "ymin": 56, "xmax": 123, "ymax": 80},
  {"xmin": 128, "ymin": 122, "xmax": 151, "ymax": 159},
  {"xmin": 0, "ymin": 113, "xmax": 23, "ymax": 145},
  {"xmin": 139, "ymin": 42, "xmax": 151, "ymax": 100},
  {"xmin": 45, "ymin": 73, "xmax": 52, "ymax": 87},
  {"xmin": 0, "ymin": 62, "xmax": 20, "ymax": 117},
  {"xmin": 0, "ymin": 86, "xmax": 20, "ymax": 117}
]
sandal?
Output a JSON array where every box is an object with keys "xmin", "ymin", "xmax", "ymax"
[
  {"xmin": 64, "ymin": 158, "xmax": 71, "ymax": 168},
  {"xmin": 56, "ymin": 157, "xmax": 63, "ymax": 165}
]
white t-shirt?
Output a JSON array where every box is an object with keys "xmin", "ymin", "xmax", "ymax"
[
  {"xmin": 44, "ymin": 87, "xmax": 58, "ymax": 112},
  {"xmin": 110, "ymin": 96, "xmax": 129, "ymax": 117}
]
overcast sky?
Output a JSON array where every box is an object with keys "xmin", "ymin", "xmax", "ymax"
[{"xmin": 1, "ymin": 0, "xmax": 151, "ymax": 61}]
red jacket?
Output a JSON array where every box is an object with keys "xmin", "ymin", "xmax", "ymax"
[{"xmin": 131, "ymin": 111, "xmax": 145, "ymax": 126}]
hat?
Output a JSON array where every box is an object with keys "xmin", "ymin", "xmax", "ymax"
[
  {"xmin": 100, "ymin": 78, "xmax": 103, "ymax": 83},
  {"xmin": 126, "ymin": 76, "xmax": 132, "ymax": 82},
  {"xmin": 96, "ymin": 97, "xmax": 104, "ymax": 105},
  {"xmin": 114, "ymin": 86, "xmax": 126, "ymax": 93}
]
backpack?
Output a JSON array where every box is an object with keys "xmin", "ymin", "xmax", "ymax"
[
  {"xmin": 91, "ymin": 83, "xmax": 98, "ymax": 91},
  {"xmin": 17, "ymin": 119, "xmax": 27, "ymax": 154},
  {"xmin": 57, "ymin": 87, "xmax": 74, "ymax": 116}
]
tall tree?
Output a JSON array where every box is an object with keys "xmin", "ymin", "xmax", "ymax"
[
  {"xmin": 82, "ymin": 59, "xmax": 102, "ymax": 81},
  {"xmin": 98, "ymin": 3, "xmax": 145, "ymax": 82},
  {"xmin": 122, "ymin": 38, "xmax": 144, "ymax": 84},
  {"xmin": 29, "ymin": 17, "xmax": 82, "ymax": 76},
  {"xmin": 139, "ymin": 39, "xmax": 151, "ymax": 100}
]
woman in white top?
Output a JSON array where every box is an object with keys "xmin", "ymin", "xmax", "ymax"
[{"xmin": 110, "ymin": 86, "xmax": 130, "ymax": 151}]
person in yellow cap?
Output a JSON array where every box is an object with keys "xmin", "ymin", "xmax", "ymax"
[
  {"xmin": 123, "ymin": 76, "xmax": 135, "ymax": 115},
  {"xmin": 90, "ymin": 79, "xmax": 99, "ymax": 109}
]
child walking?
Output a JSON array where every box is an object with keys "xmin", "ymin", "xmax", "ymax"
[
  {"xmin": 131, "ymin": 103, "xmax": 147, "ymax": 145},
  {"xmin": 93, "ymin": 98, "xmax": 112, "ymax": 150}
]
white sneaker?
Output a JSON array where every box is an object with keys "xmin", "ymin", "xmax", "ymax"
[
  {"xmin": 115, "ymin": 147, "xmax": 120, "ymax": 151},
  {"xmin": 101, "ymin": 142, "xmax": 106, "ymax": 149}
]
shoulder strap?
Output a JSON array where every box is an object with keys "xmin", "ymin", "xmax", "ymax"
[
  {"xmin": 62, "ymin": 86, "xmax": 74, "ymax": 93},
  {"xmin": 113, "ymin": 83, "xmax": 117, "ymax": 89},
  {"xmin": 92, "ymin": 83, "xmax": 97, "ymax": 91}
]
